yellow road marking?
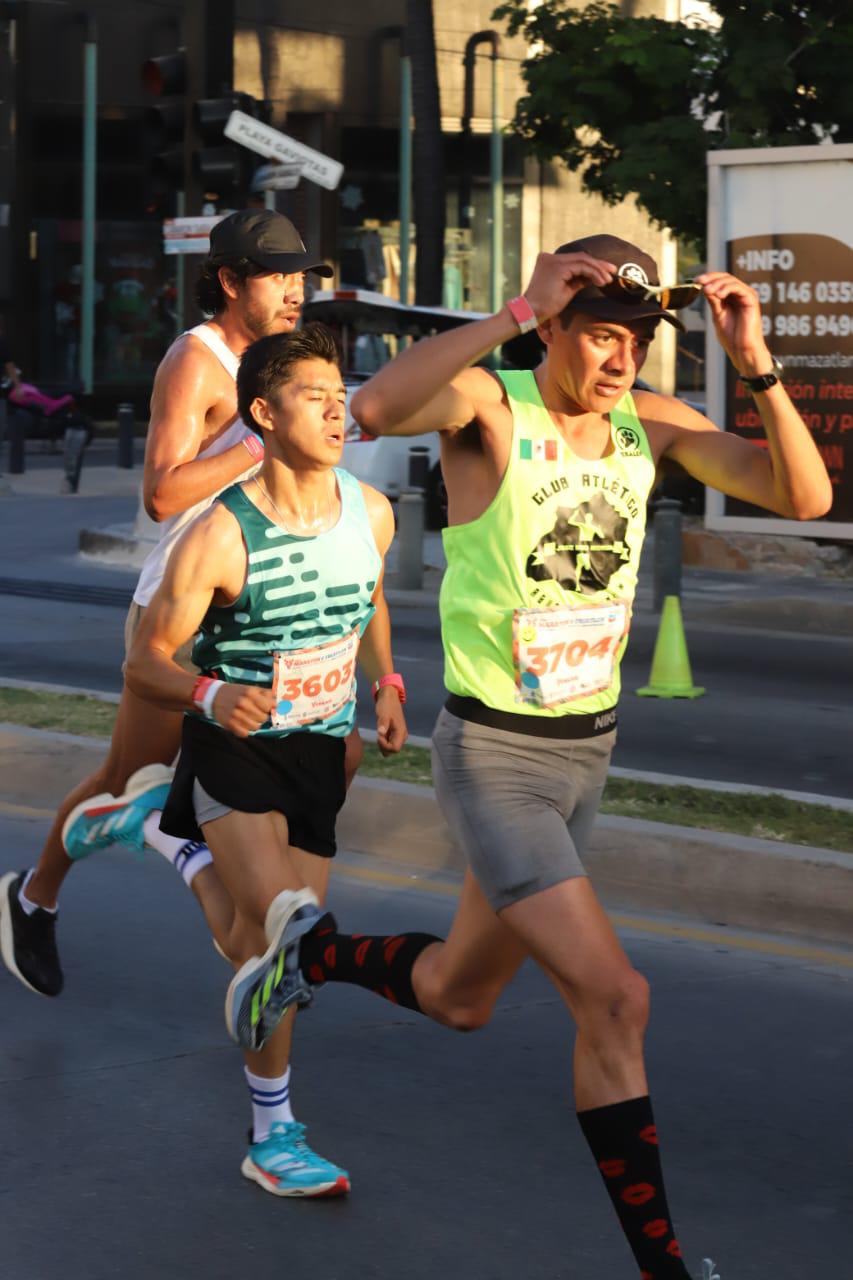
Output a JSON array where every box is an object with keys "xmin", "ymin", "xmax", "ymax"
[
  {"xmin": 0, "ymin": 801, "xmax": 56, "ymax": 820},
  {"xmin": 335, "ymin": 862, "xmax": 853, "ymax": 970}
]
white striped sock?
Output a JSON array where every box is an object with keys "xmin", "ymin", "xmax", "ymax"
[
  {"xmin": 142, "ymin": 813, "xmax": 213, "ymax": 887},
  {"xmin": 245, "ymin": 1066, "xmax": 294, "ymax": 1143}
]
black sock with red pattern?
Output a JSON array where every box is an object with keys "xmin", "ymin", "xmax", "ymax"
[
  {"xmin": 577, "ymin": 1095, "xmax": 692, "ymax": 1280},
  {"xmin": 298, "ymin": 912, "xmax": 439, "ymax": 1013}
]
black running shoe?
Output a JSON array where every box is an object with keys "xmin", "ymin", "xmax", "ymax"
[{"xmin": 0, "ymin": 871, "xmax": 64, "ymax": 996}]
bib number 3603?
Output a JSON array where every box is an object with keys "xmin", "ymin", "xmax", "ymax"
[
  {"xmin": 272, "ymin": 628, "xmax": 359, "ymax": 730},
  {"xmin": 513, "ymin": 602, "xmax": 628, "ymax": 708}
]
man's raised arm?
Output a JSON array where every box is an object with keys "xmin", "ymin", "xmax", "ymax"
[
  {"xmin": 661, "ymin": 271, "xmax": 833, "ymax": 521},
  {"xmin": 351, "ymin": 251, "xmax": 616, "ymax": 438}
]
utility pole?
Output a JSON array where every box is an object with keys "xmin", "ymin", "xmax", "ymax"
[{"xmin": 79, "ymin": 14, "xmax": 97, "ymax": 394}]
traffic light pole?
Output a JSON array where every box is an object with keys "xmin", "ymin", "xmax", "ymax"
[
  {"xmin": 399, "ymin": 54, "xmax": 412, "ymax": 307},
  {"xmin": 182, "ymin": 0, "xmax": 235, "ymax": 214},
  {"xmin": 80, "ymin": 15, "xmax": 98, "ymax": 395}
]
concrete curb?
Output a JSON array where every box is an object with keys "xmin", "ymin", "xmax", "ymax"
[
  {"xmin": 2, "ymin": 723, "xmax": 851, "ymax": 948},
  {"xmin": 336, "ymin": 778, "xmax": 853, "ymax": 947}
]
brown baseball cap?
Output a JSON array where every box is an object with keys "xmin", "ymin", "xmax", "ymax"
[
  {"xmin": 556, "ymin": 234, "xmax": 686, "ymax": 333},
  {"xmin": 209, "ymin": 209, "xmax": 333, "ymax": 277}
]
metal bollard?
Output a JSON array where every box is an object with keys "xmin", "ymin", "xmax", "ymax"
[
  {"xmin": 408, "ymin": 445, "xmax": 430, "ymax": 492},
  {"xmin": 62, "ymin": 425, "xmax": 89, "ymax": 494},
  {"xmin": 652, "ymin": 497, "xmax": 682, "ymax": 612},
  {"xmin": 117, "ymin": 401, "xmax": 135, "ymax": 469},
  {"xmin": 7, "ymin": 408, "xmax": 26, "ymax": 474},
  {"xmin": 396, "ymin": 489, "xmax": 425, "ymax": 591}
]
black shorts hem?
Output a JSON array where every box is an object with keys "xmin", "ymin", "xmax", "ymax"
[{"xmin": 160, "ymin": 716, "xmax": 346, "ymax": 857}]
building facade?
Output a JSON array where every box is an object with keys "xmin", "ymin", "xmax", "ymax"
[{"xmin": 0, "ymin": 0, "xmax": 697, "ymax": 402}]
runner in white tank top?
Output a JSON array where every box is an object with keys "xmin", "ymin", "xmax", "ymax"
[
  {"xmin": 133, "ymin": 323, "xmax": 258, "ymax": 607},
  {"xmin": 0, "ymin": 210, "xmax": 352, "ymax": 1197}
]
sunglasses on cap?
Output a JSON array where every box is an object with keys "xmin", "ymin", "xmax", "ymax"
[{"xmin": 605, "ymin": 265, "xmax": 701, "ymax": 312}]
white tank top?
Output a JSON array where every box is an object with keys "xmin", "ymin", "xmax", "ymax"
[{"xmin": 133, "ymin": 324, "xmax": 258, "ymax": 606}]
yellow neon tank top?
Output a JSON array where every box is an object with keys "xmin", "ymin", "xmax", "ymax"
[{"xmin": 440, "ymin": 369, "xmax": 656, "ymax": 717}]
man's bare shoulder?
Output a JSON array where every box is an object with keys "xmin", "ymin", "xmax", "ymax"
[
  {"xmin": 357, "ymin": 481, "xmax": 395, "ymax": 553},
  {"xmin": 155, "ymin": 329, "xmax": 228, "ymax": 383},
  {"xmin": 453, "ymin": 365, "xmax": 507, "ymax": 407},
  {"xmin": 181, "ymin": 497, "xmax": 242, "ymax": 553},
  {"xmin": 443, "ymin": 366, "xmax": 511, "ymax": 449}
]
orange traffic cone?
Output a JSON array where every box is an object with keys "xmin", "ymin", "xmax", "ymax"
[{"xmin": 636, "ymin": 595, "xmax": 705, "ymax": 699}]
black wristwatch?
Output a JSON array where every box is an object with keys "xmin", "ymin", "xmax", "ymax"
[{"xmin": 739, "ymin": 357, "xmax": 783, "ymax": 393}]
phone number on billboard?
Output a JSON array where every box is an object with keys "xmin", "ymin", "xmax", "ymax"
[
  {"xmin": 761, "ymin": 314, "xmax": 853, "ymax": 337},
  {"xmin": 750, "ymin": 281, "xmax": 853, "ymax": 305}
]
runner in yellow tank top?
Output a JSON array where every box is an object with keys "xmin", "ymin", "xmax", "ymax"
[{"xmin": 325, "ymin": 233, "xmax": 831, "ymax": 1279}]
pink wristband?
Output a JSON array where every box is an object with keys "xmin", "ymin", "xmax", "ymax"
[
  {"xmin": 506, "ymin": 295, "xmax": 539, "ymax": 335},
  {"xmin": 242, "ymin": 434, "xmax": 264, "ymax": 461}
]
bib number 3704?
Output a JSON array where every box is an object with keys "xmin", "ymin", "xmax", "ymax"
[
  {"xmin": 513, "ymin": 602, "xmax": 628, "ymax": 708},
  {"xmin": 272, "ymin": 628, "xmax": 359, "ymax": 730}
]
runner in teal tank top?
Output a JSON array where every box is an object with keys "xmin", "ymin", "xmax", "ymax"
[
  {"xmin": 193, "ymin": 469, "xmax": 380, "ymax": 739},
  {"xmin": 125, "ymin": 323, "xmax": 411, "ymax": 1194}
]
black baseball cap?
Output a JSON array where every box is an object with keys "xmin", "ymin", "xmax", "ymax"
[
  {"xmin": 208, "ymin": 209, "xmax": 333, "ymax": 278},
  {"xmin": 556, "ymin": 234, "xmax": 686, "ymax": 334}
]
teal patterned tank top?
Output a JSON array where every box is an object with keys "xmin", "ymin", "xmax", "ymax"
[{"xmin": 193, "ymin": 469, "xmax": 380, "ymax": 738}]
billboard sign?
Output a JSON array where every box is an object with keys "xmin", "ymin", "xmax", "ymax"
[{"xmin": 705, "ymin": 144, "xmax": 853, "ymax": 540}]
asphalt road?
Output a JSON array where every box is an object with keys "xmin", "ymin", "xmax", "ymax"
[
  {"xmin": 1, "ymin": 816, "xmax": 850, "ymax": 1280},
  {"xmin": 1, "ymin": 590, "xmax": 851, "ymax": 798}
]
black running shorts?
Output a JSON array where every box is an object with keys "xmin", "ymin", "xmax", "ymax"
[{"xmin": 160, "ymin": 715, "xmax": 347, "ymax": 857}]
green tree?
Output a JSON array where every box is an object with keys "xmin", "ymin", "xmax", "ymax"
[{"xmin": 493, "ymin": 0, "xmax": 853, "ymax": 253}]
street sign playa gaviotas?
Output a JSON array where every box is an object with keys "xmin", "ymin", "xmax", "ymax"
[{"xmin": 224, "ymin": 110, "xmax": 343, "ymax": 191}]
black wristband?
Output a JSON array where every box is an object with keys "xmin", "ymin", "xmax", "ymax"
[{"xmin": 739, "ymin": 356, "xmax": 783, "ymax": 393}]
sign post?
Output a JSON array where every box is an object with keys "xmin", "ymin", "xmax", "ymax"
[
  {"xmin": 224, "ymin": 110, "xmax": 343, "ymax": 191},
  {"xmin": 162, "ymin": 214, "xmax": 226, "ymax": 255},
  {"xmin": 705, "ymin": 144, "xmax": 853, "ymax": 541}
]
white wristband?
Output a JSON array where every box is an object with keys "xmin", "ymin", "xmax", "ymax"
[{"xmin": 197, "ymin": 679, "xmax": 224, "ymax": 721}]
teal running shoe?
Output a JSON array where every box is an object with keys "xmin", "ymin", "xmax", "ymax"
[
  {"xmin": 62, "ymin": 764, "xmax": 174, "ymax": 860},
  {"xmin": 225, "ymin": 887, "xmax": 320, "ymax": 1051},
  {"xmin": 241, "ymin": 1122, "xmax": 350, "ymax": 1198}
]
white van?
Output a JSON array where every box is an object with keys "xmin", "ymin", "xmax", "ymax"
[{"xmin": 302, "ymin": 289, "xmax": 488, "ymax": 528}]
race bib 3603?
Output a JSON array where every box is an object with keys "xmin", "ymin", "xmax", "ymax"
[{"xmin": 272, "ymin": 628, "xmax": 359, "ymax": 730}]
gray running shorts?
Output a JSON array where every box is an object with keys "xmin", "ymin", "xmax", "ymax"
[
  {"xmin": 431, "ymin": 707, "xmax": 615, "ymax": 912},
  {"xmin": 192, "ymin": 778, "xmax": 232, "ymax": 827}
]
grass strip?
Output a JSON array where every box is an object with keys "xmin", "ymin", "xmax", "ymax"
[
  {"xmin": 0, "ymin": 686, "xmax": 119, "ymax": 739},
  {"xmin": 1, "ymin": 687, "xmax": 851, "ymax": 853}
]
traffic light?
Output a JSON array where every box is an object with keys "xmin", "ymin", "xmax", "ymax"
[
  {"xmin": 141, "ymin": 50, "xmax": 188, "ymax": 215},
  {"xmin": 192, "ymin": 92, "xmax": 271, "ymax": 206}
]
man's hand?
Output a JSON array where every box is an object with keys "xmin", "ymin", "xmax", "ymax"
[
  {"xmin": 524, "ymin": 251, "xmax": 616, "ymax": 325},
  {"xmin": 211, "ymin": 682, "xmax": 277, "ymax": 738},
  {"xmin": 375, "ymin": 687, "xmax": 408, "ymax": 756},
  {"xmin": 695, "ymin": 271, "xmax": 773, "ymax": 378}
]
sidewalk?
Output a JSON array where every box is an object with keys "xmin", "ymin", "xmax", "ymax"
[{"xmin": 3, "ymin": 445, "xmax": 853, "ymax": 636}]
